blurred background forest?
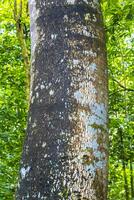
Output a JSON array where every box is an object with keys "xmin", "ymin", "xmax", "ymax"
[{"xmin": 0, "ymin": 0, "xmax": 133, "ymax": 199}]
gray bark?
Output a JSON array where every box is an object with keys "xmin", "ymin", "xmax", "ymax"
[{"xmin": 16, "ymin": 0, "xmax": 108, "ymax": 199}]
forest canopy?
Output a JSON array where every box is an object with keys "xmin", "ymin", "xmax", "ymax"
[{"xmin": 0, "ymin": 0, "xmax": 133, "ymax": 199}]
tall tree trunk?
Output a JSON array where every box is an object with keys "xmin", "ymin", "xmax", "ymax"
[{"xmin": 16, "ymin": 0, "xmax": 108, "ymax": 199}]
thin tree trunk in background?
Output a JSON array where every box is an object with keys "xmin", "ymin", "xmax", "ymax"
[
  {"xmin": 14, "ymin": 0, "xmax": 30, "ymax": 101},
  {"xmin": 130, "ymin": 157, "xmax": 134, "ymax": 200},
  {"xmin": 119, "ymin": 128, "xmax": 129, "ymax": 200},
  {"xmin": 123, "ymin": 162, "xmax": 129, "ymax": 200},
  {"xmin": 16, "ymin": 0, "xmax": 108, "ymax": 199}
]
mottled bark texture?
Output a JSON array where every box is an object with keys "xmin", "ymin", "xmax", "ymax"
[{"xmin": 16, "ymin": 0, "xmax": 108, "ymax": 199}]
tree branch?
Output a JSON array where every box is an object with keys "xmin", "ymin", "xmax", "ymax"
[{"xmin": 113, "ymin": 78, "xmax": 134, "ymax": 92}]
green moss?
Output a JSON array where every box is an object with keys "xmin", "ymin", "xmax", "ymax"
[{"xmin": 90, "ymin": 123, "xmax": 106, "ymax": 132}]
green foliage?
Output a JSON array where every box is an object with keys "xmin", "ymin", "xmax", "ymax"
[
  {"xmin": 101, "ymin": 0, "xmax": 134, "ymax": 199},
  {"xmin": 0, "ymin": 1, "xmax": 28, "ymax": 199}
]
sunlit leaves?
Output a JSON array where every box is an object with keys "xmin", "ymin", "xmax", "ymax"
[
  {"xmin": 0, "ymin": 1, "xmax": 28, "ymax": 199},
  {"xmin": 101, "ymin": 0, "xmax": 134, "ymax": 199}
]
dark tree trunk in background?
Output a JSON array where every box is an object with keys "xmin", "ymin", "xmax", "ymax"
[
  {"xmin": 14, "ymin": 0, "xmax": 30, "ymax": 100},
  {"xmin": 119, "ymin": 128, "xmax": 129, "ymax": 200},
  {"xmin": 16, "ymin": 0, "xmax": 108, "ymax": 199},
  {"xmin": 130, "ymin": 157, "xmax": 134, "ymax": 200}
]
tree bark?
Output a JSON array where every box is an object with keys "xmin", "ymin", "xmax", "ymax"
[{"xmin": 16, "ymin": 0, "xmax": 108, "ymax": 199}]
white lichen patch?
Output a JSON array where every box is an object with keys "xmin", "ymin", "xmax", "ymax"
[
  {"xmin": 60, "ymin": 59, "xmax": 64, "ymax": 63},
  {"xmin": 90, "ymin": 103, "xmax": 107, "ymax": 125},
  {"xmin": 85, "ymin": 13, "xmax": 90, "ymax": 21},
  {"xmin": 74, "ymin": 81, "xmax": 97, "ymax": 106},
  {"xmin": 40, "ymin": 84, "xmax": 45, "ymax": 89},
  {"xmin": 29, "ymin": 116, "xmax": 31, "ymax": 122},
  {"xmin": 88, "ymin": 114, "xmax": 106, "ymax": 126},
  {"xmin": 89, "ymin": 63, "xmax": 97, "ymax": 72},
  {"xmin": 95, "ymin": 160, "xmax": 106, "ymax": 169},
  {"xmin": 36, "ymin": 92, "xmax": 39, "ymax": 98},
  {"xmin": 63, "ymin": 14, "xmax": 68, "ymax": 21},
  {"xmin": 35, "ymin": 85, "xmax": 39, "ymax": 91},
  {"xmin": 82, "ymin": 27, "xmax": 91, "ymax": 37},
  {"xmin": 32, "ymin": 121, "xmax": 36, "ymax": 128},
  {"xmin": 60, "ymin": 131, "xmax": 66, "ymax": 136},
  {"xmin": 49, "ymin": 89, "xmax": 54, "ymax": 96},
  {"xmin": 48, "ymin": 82, "xmax": 52, "ymax": 87},
  {"xmin": 73, "ymin": 59, "xmax": 80, "ymax": 65},
  {"xmin": 42, "ymin": 142, "xmax": 46, "ymax": 148},
  {"xmin": 83, "ymin": 138, "xmax": 99, "ymax": 150},
  {"xmin": 78, "ymin": 101, "xmax": 107, "ymax": 128},
  {"xmin": 51, "ymin": 34, "xmax": 58, "ymax": 40},
  {"xmin": 88, "ymin": 50, "xmax": 97, "ymax": 57},
  {"xmin": 66, "ymin": 0, "xmax": 75, "ymax": 4},
  {"xmin": 38, "ymin": 192, "xmax": 41, "ymax": 198},
  {"xmin": 20, "ymin": 166, "xmax": 30, "ymax": 179}
]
